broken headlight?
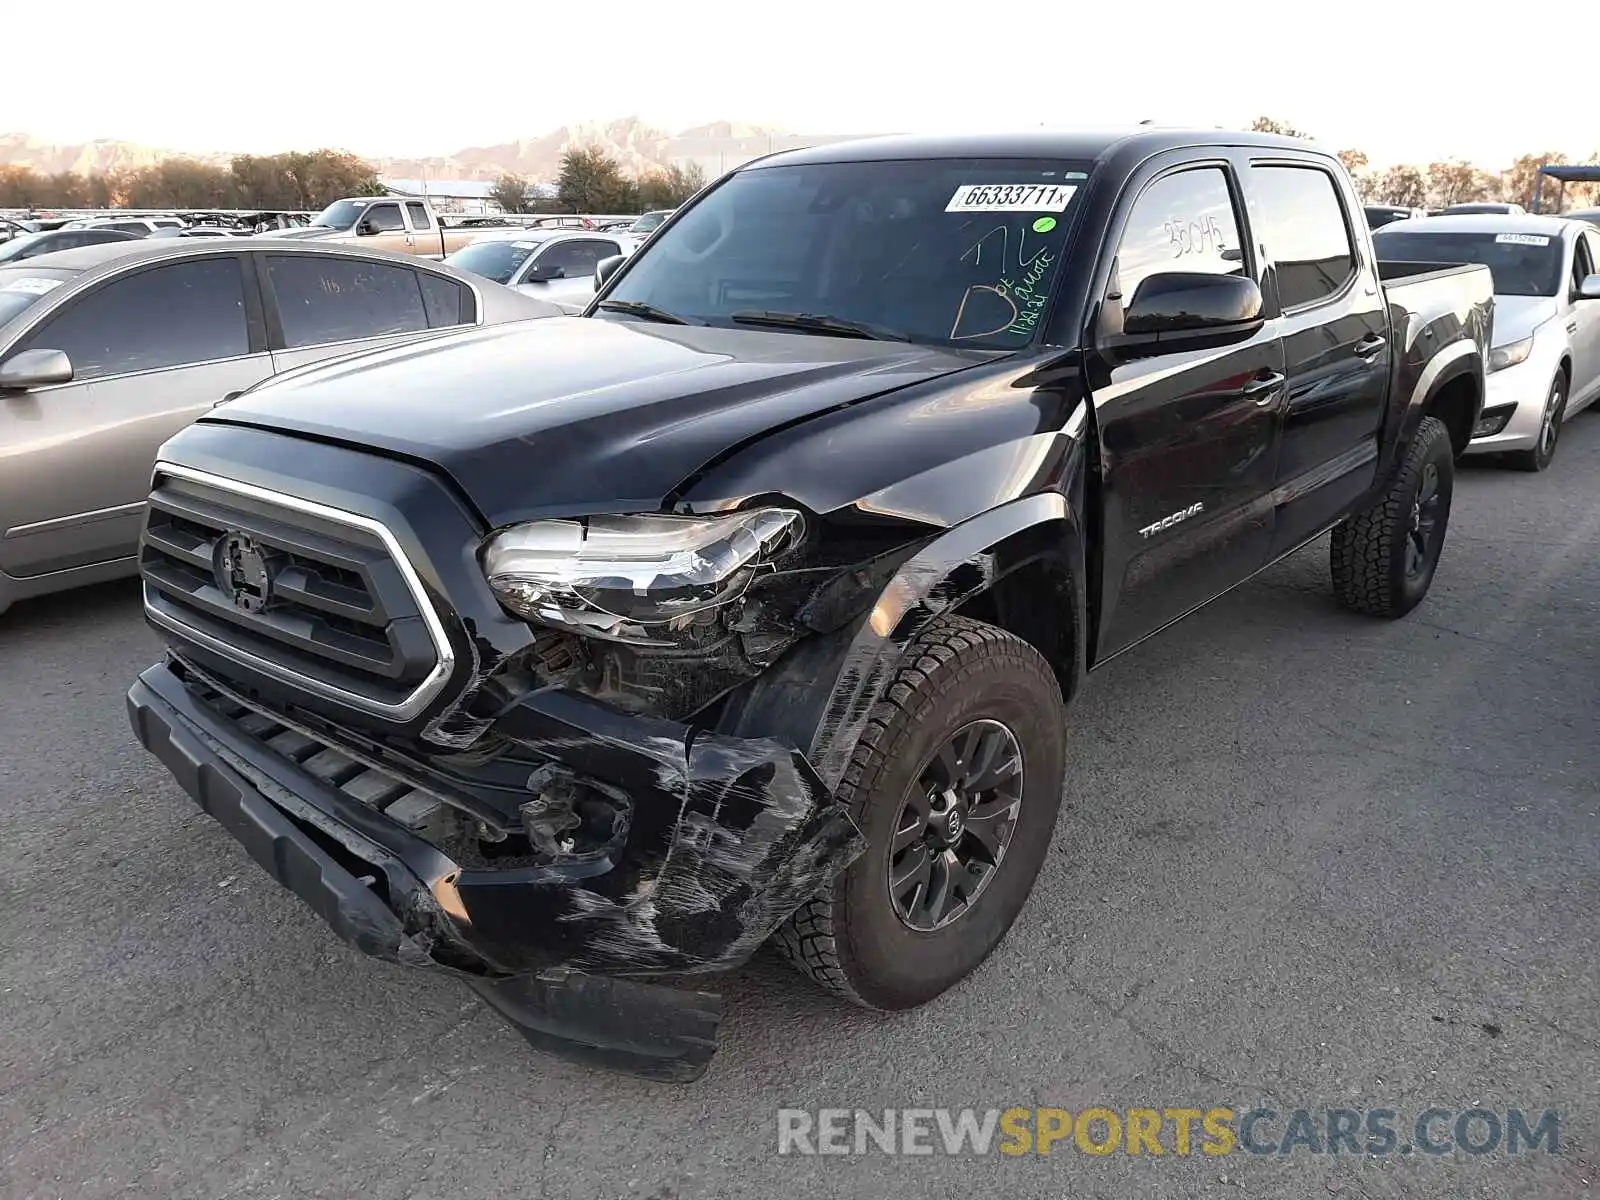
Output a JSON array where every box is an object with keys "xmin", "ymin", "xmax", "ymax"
[{"xmin": 482, "ymin": 508, "xmax": 805, "ymax": 641}]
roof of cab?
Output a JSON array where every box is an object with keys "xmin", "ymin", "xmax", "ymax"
[{"xmin": 744, "ymin": 127, "xmax": 1321, "ymax": 169}]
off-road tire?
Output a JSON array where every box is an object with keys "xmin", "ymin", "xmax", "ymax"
[
  {"xmin": 774, "ymin": 614, "xmax": 1067, "ymax": 1010},
  {"xmin": 1508, "ymin": 375, "xmax": 1566, "ymax": 472},
  {"xmin": 1330, "ymin": 414, "xmax": 1454, "ymax": 619}
]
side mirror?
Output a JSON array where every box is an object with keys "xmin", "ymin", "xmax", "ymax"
[
  {"xmin": 0, "ymin": 347, "xmax": 73, "ymax": 391},
  {"xmin": 524, "ymin": 261, "xmax": 566, "ymax": 283},
  {"xmin": 355, "ymin": 220, "xmax": 379, "ymax": 236},
  {"xmin": 1108, "ymin": 272, "xmax": 1264, "ymax": 359},
  {"xmin": 1578, "ymin": 273, "xmax": 1600, "ymax": 301},
  {"xmin": 594, "ymin": 254, "xmax": 626, "ymax": 289}
]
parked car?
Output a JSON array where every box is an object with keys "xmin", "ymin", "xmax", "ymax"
[
  {"xmin": 0, "ymin": 227, "xmax": 142, "ymax": 263},
  {"xmin": 443, "ymin": 229, "xmax": 636, "ymax": 310},
  {"xmin": 61, "ymin": 215, "xmax": 184, "ymax": 236},
  {"xmin": 1374, "ymin": 214, "xmax": 1600, "ymax": 470},
  {"xmin": 625, "ymin": 208, "xmax": 675, "ymax": 236},
  {"xmin": 0, "ymin": 240, "xmax": 560, "ymax": 616},
  {"xmin": 1364, "ymin": 204, "xmax": 1424, "ymax": 230},
  {"xmin": 267, "ymin": 196, "xmax": 481, "ymax": 259},
  {"xmin": 126, "ymin": 128, "xmax": 1490, "ymax": 1082},
  {"xmin": 1443, "ymin": 202, "xmax": 1526, "ymax": 216},
  {"xmin": 147, "ymin": 226, "xmax": 250, "ymax": 239}
]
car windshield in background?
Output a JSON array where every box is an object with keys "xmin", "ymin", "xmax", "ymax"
[
  {"xmin": 629, "ymin": 211, "xmax": 670, "ymax": 233},
  {"xmin": 1374, "ymin": 230, "xmax": 1564, "ymax": 296},
  {"xmin": 445, "ymin": 239, "xmax": 541, "ymax": 283},
  {"xmin": 309, "ymin": 199, "xmax": 367, "ymax": 230},
  {"xmin": 0, "ymin": 268, "xmax": 74, "ymax": 327},
  {"xmin": 601, "ymin": 158, "xmax": 1092, "ymax": 348},
  {"xmin": 0, "ymin": 233, "xmax": 49, "ymax": 263}
]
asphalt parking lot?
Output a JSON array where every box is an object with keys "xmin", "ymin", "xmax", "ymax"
[{"xmin": 2, "ymin": 415, "xmax": 1597, "ymax": 1200}]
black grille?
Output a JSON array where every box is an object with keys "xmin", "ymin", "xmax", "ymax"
[{"xmin": 140, "ymin": 472, "xmax": 443, "ymax": 715}]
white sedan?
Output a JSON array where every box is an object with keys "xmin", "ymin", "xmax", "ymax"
[
  {"xmin": 443, "ymin": 229, "xmax": 637, "ymax": 313},
  {"xmin": 1374, "ymin": 214, "xmax": 1600, "ymax": 471}
]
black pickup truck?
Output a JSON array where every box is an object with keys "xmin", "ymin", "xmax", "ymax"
[{"xmin": 127, "ymin": 130, "xmax": 1494, "ymax": 1081}]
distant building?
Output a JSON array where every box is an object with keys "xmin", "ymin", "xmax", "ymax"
[{"xmin": 380, "ymin": 178, "xmax": 501, "ymax": 214}]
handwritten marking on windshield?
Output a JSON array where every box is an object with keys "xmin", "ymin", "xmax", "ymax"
[{"xmin": 950, "ymin": 285, "xmax": 1019, "ymax": 341}]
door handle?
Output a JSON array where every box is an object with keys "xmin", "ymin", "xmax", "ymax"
[
  {"xmin": 1354, "ymin": 334, "xmax": 1387, "ymax": 359},
  {"xmin": 1567, "ymin": 321, "xmax": 1579, "ymax": 335},
  {"xmin": 1241, "ymin": 370, "xmax": 1286, "ymax": 404}
]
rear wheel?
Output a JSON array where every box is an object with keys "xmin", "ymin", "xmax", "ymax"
[
  {"xmin": 1508, "ymin": 375, "xmax": 1566, "ymax": 472},
  {"xmin": 1330, "ymin": 414, "xmax": 1454, "ymax": 618},
  {"xmin": 775, "ymin": 615, "xmax": 1066, "ymax": 1010}
]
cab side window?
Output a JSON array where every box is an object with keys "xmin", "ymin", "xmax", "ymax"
[
  {"xmin": 363, "ymin": 204, "xmax": 405, "ymax": 233},
  {"xmin": 1113, "ymin": 168, "xmax": 1244, "ymax": 311},
  {"xmin": 1248, "ymin": 165, "xmax": 1356, "ymax": 310},
  {"xmin": 18, "ymin": 257, "xmax": 249, "ymax": 380},
  {"xmin": 406, "ymin": 202, "xmax": 433, "ymax": 231}
]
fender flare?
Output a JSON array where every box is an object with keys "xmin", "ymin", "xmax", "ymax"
[
  {"xmin": 720, "ymin": 491, "xmax": 1086, "ymax": 793},
  {"xmin": 1397, "ymin": 337, "xmax": 1483, "ymax": 450}
]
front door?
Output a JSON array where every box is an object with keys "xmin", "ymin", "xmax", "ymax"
[
  {"xmin": 1091, "ymin": 161, "xmax": 1285, "ymax": 658},
  {"xmin": 0, "ymin": 255, "xmax": 269, "ymax": 577},
  {"xmin": 1566, "ymin": 230, "xmax": 1600, "ymax": 410},
  {"xmin": 1244, "ymin": 159, "xmax": 1390, "ymax": 556}
]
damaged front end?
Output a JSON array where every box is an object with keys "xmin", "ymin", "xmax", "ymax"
[{"xmin": 128, "ymin": 446, "xmax": 952, "ymax": 1080}]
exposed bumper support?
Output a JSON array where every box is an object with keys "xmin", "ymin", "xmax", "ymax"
[{"xmin": 127, "ymin": 660, "xmax": 863, "ymax": 1080}]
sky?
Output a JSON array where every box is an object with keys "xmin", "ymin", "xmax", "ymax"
[{"xmin": 7, "ymin": 1, "xmax": 1597, "ymax": 170}]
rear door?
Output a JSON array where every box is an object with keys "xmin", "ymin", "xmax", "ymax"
[
  {"xmin": 1566, "ymin": 229, "xmax": 1600, "ymax": 409},
  {"xmin": 1089, "ymin": 156, "xmax": 1286, "ymax": 658},
  {"xmin": 259, "ymin": 252, "xmax": 476, "ymax": 373},
  {"xmin": 0, "ymin": 254, "xmax": 269, "ymax": 576},
  {"xmin": 1244, "ymin": 157, "xmax": 1390, "ymax": 556}
]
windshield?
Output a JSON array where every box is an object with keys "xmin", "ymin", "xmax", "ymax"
[
  {"xmin": 629, "ymin": 211, "xmax": 670, "ymax": 233},
  {"xmin": 601, "ymin": 158, "xmax": 1092, "ymax": 348},
  {"xmin": 444, "ymin": 239, "xmax": 542, "ymax": 284},
  {"xmin": 309, "ymin": 199, "xmax": 368, "ymax": 230},
  {"xmin": 1373, "ymin": 230, "xmax": 1564, "ymax": 296},
  {"xmin": 0, "ymin": 233, "xmax": 49, "ymax": 264},
  {"xmin": 0, "ymin": 269, "xmax": 74, "ymax": 327}
]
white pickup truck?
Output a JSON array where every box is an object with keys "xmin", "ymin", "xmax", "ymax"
[{"xmin": 265, "ymin": 196, "xmax": 494, "ymax": 259}]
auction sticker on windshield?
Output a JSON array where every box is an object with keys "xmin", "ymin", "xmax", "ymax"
[
  {"xmin": 946, "ymin": 184, "xmax": 1078, "ymax": 213},
  {"xmin": 1495, "ymin": 233, "xmax": 1551, "ymax": 246},
  {"xmin": 0, "ymin": 276, "xmax": 63, "ymax": 295}
]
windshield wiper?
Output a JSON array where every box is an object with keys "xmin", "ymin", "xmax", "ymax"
[
  {"xmin": 596, "ymin": 300, "xmax": 696, "ymax": 325},
  {"xmin": 728, "ymin": 311, "xmax": 912, "ymax": 342}
]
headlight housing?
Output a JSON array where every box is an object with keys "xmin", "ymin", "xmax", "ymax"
[
  {"xmin": 482, "ymin": 507, "xmax": 805, "ymax": 642},
  {"xmin": 1488, "ymin": 335, "xmax": 1533, "ymax": 373}
]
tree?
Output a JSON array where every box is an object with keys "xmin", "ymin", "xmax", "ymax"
[
  {"xmin": 1378, "ymin": 165, "xmax": 1427, "ymax": 208},
  {"xmin": 488, "ymin": 173, "xmax": 531, "ymax": 214},
  {"xmin": 636, "ymin": 162, "xmax": 706, "ymax": 210},
  {"xmin": 557, "ymin": 146, "xmax": 636, "ymax": 213},
  {"xmin": 1503, "ymin": 151, "xmax": 1567, "ymax": 212},
  {"xmin": 1251, "ymin": 116, "xmax": 1311, "ymax": 139},
  {"xmin": 1337, "ymin": 149, "xmax": 1368, "ymax": 175},
  {"xmin": 1425, "ymin": 159, "xmax": 1486, "ymax": 208}
]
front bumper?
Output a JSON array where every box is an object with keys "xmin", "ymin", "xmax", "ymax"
[
  {"xmin": 1464, "ymin": 357, "xmax": 1552, "ymax": 454},
  {"xmin": 127, "ymin": 658, "xmax": 864, "ymax": 1080}
]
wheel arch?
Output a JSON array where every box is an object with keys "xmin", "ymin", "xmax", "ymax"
[{"xmin": 716, "ymin": 492, "xmax": 1087, "ymax": 792}]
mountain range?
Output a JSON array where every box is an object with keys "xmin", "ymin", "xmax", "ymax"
[{"xmin": 0, "ymin": 119, "xmax": 809, "ymax": 181}]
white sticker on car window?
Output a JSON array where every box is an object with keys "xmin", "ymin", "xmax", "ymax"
[
  {"xmin": 0, "ymin": 276, "xmax": 63, "ymax": 295},
  {"xmin": 946, "ymin": 184, "xmax": 1078, "ymax": 214},
  {"xmin": 1495, "ymin": 233, "xmax": 1551, "ymax": 246}
]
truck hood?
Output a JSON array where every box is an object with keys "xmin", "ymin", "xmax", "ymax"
[
  {"xmin": 263, "ymin": 227, "xmax": 347, "ymax": 241},
  {"xmin": 205, "ymin": 316, "xmax": 997, "ymax": 526},
  {"xmin": 1491, "ymin": 295, "xmax": 1558, "ymax": 346}
]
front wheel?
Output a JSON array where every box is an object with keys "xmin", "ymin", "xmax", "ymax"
[
  {"xmin": 1507, "ymin": 376, "xmax": 1566, "ymax": 472},
  {"xmin": 775, "ymin": 615, "xmax": 1067, "ymax": 1010},
  {"xmin": 1330, "ymin": 414, "xmax": 1454, "ymax": 619}
]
